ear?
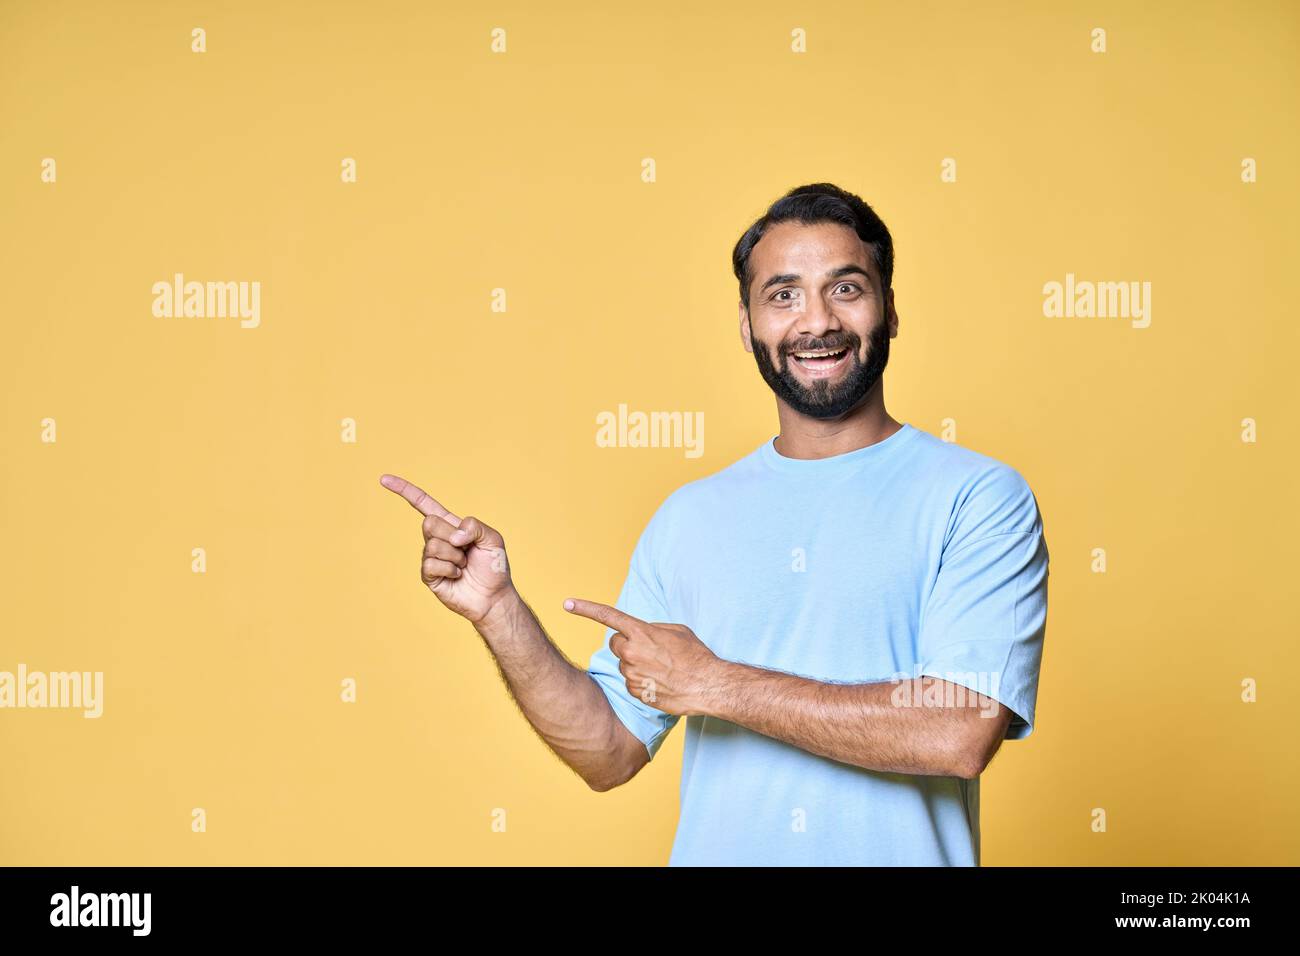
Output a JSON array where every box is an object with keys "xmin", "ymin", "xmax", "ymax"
[
  {"xmin": 885, "ymin": 287, "xmax": 899, "ymax": 338},
  {"xmin": 739, "ymin": 301, "xmax": 753, "ymax": 353}
]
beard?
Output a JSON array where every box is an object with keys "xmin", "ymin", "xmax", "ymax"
[{"xmin": 749, "ymin": 321, "xmax": 891, "ymax": 421}]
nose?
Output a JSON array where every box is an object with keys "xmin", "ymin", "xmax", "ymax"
[{"xmin": 795, "ymin": 290, "xmax": 842, "ymax": 340}]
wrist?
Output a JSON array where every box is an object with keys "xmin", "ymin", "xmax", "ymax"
[
  {"xmin": 473, "ymin": 586, "xmax": 525, "ymax": 639},
  {"xmin": 696, "ymin": 658, "xmax": 742, "ymax": 719}
]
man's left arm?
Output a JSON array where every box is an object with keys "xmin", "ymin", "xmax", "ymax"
[
  {"xmin": 705, "ymin": 664, "xmax": 1011, "ymax": 779},
  {"xmin": 562, "ymin": 600, "xmax": 1012, "ymax": 780}
]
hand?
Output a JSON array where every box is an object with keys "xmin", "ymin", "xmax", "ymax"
[
  {"xmin": 380, "ymin": 473, "xmax": 515, "ymax": 625},
  {"xmin": 562, "ymin": 599, "xmax": 726, "ymax": 717}
]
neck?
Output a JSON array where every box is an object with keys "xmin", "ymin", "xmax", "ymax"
[{"xmin": 772, "ymin": 387, "xmax": 902, "ymax": 460}]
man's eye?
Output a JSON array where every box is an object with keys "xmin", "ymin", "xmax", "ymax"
[
  {"xmin": 774, "ymin": 289, "xmax": 800, "ymax": 302},
  {"xmin": 836, "ymin": 283, "xmax": 861, "ymax": 295}
]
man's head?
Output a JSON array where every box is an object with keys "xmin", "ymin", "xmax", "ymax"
[{"xmin": 732, "ymin": 183, "xmax": 897, "ymax": 421}]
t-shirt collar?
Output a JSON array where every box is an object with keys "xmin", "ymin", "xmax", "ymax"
[{"xmin": 758, "ymin": 422, "xmax": 917, "ymax": 476}]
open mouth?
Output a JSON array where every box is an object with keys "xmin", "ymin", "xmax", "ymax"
[{"xmin": 788, "ymin": 347, "xmax": 850, "ymax": 376}]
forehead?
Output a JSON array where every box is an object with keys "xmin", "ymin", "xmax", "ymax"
[{"xmin": 749, "ymin": 220, "xmax": 876, "ymax": 284}]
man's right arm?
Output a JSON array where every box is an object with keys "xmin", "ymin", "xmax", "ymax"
[
  {"xmin": 378, "ymin": 473, "xmax": 647, "ymax": 792},
  {"xmin": 472, "ymin": 588, "xmax": 650, "ymax": 791}
]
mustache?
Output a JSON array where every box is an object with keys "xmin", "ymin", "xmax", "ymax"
[{"xmin": 779, "ymin": 332, "xmax": 861, "ymax": 354}]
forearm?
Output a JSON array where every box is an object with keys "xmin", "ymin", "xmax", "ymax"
[
  {"xmin": 473, "ymin": 589, "xmax": 629, "ymax": 788},
  {"xmin": 702, "ymin": 662, "xmax": 998, "ymax": 779}
]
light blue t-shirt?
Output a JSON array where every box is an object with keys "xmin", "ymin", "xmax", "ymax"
[{"xmin": 586, "ymin": 422, "xmax": 1049, "ymax": 866}]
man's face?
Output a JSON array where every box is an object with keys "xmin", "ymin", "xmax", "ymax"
[{"xmin": 740, "ymin": 220, "xmax": 897, "ymax": 420}]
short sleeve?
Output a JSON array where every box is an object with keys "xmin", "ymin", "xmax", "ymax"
[
  {"xmin": 916, "ymin": 466, "xmax": 1049, "ymax": 740},
  {"xmin": 587, "ymin": 509, "xmax": 681, "ymax": 760}
]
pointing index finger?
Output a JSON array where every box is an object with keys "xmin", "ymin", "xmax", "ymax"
[
  {"xmin": 563, "ymin": 598, "xmax": 645, "ymax": 634},
  {"xmin": 379, "ymin": 474, "xmax": 456, "ymax": 520}
]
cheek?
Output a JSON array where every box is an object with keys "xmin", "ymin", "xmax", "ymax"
[
  {"xmin": 854, "ymin": 312, "xmax": 886, "ymax": 347},
  {"xmin": 750, "ymin": 314, "xmax": 795, "ymax": 351}
]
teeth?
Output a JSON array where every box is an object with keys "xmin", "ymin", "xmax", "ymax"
[{"xmin": 793, "ymin": 349, "xmax": 846, "ymax": 359}]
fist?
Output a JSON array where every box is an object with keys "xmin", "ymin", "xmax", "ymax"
[
  {"xmin": 563, "ymin": 598, "xmax": 724, "ymax": 717},
  {"xmin": 380, "ymin": 474, "xmax": 514, "ymax": 624}
]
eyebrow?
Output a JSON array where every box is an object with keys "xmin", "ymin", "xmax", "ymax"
[{"xmin": 758, "ymin": 264, "xmax": 872, "ymax": 295}]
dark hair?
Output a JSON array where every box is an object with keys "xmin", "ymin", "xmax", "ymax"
[{"xmin": 731, "ymin": 183, "xmax": 894, "ymax": 309}]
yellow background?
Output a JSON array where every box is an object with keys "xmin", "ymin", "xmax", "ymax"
[{"xmin": 1, "ymin": 0, "xmax": 1296, "ymax": 865}]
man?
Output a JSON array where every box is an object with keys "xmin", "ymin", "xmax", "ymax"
[{"xmin": 381, "ymin": 182, "xmax": 1049, "ymax": 866}]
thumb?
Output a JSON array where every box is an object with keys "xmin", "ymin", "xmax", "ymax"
[{"xmin": 451, "ymin": 515, "xmax": 497, "ymax": 548}]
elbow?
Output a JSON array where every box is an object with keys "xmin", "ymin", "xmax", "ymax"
[
  {"xmin": 580, "ymin": 749, "xmax": 632, "ymax": 792},
  {"xmin": 950, "ymin": 711, "xmax": 1011, "ymax": 779},
  {"xmin": 584, "ymin": 741, "xmax": 646, "ymax": 792},
  {"xmin": 950, "ymin": 744, "xmax": 990, "ymax": 780},
  {"xmin": 585, "ymin": 764, "xmax": 633, "ymax": 792},
  {"xmin": 584, "ymin": 766, "xmax": 619, "ymax": 792}
]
